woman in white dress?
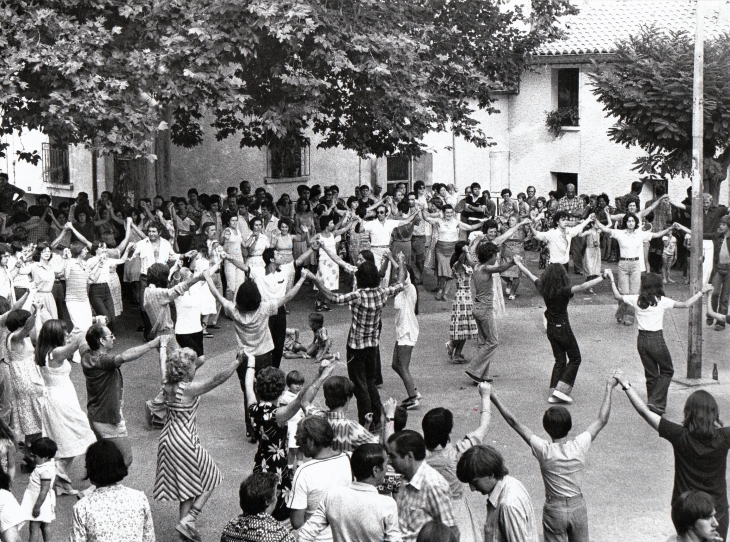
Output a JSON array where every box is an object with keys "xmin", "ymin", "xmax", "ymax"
[
  {"xmin": 220, "ymin": 212, "xmax": 246, "ymax": 301},
  {"xmin": 313, "ymin": 214, "xmax": 353, "ymax": 312},
  {"xmin": 35, "ymin": 319, "xmax": 95, "ymax": 494},
  {"xmin": 188, "ymin": 235, "xmax": 217, "ymax": 338},
  {"xmin": 26, "ymin": 243, "xmax": 58, "ymax": 319},
  {"xmin": 245, "ymin": 216, "xmax": 269, "ymax": 282}
]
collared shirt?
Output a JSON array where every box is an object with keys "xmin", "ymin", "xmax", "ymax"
[
  {"xmin": 80, "ymin": 344, "xmax": 124, "ymax": 425},
  {"xmin": 221, "ymin": 513, "xmax": 295, "ymax": 542},
  {"xmin": 298, "ymin": 482, "xmax": 402, "ymax": 542},
  {"xmin": 330, "ymin": 284, "xmax": 404, "ymax": 349},
  {"xmin": 557, "ymin": 196, "xmax": 584, "ymax": 227},
  {"xmin": 255, "ymin": 269, "xmax": 288, "ymax": 301},
  {"xmin": 305, "ymin": 407, "xmax": 379, "ymax": 453},
  {"xmin": 395, "ymin": 461, "xmax": 456, "ymax": 542},
  {"xmin": 609, "ymin": 229, "xmax": 652, "ymax": 259},
  {"xmin": 484, "ymin": 476, "xmax": 538, "ymax": 542},
  {"xmin": 143, "ymin": 281, "xmax": 194, "ymax": 336},
  {"xmin": 135, "ymin": 238, "xmax": 176, "ymax": 275},
  {"xmin": 69, "ymin": 484, "xmax": 155, "ymax": 542},
  {"xmin": 532, "ymin": 225, "xmax": 584, "ymax": 265},
  {"xmin": 688, "ymin": 204, "xmax": 730, "ymax": 239},
  {"xmin": 364, "ymin": 219, "xmax": 400, "ymax": 247}
]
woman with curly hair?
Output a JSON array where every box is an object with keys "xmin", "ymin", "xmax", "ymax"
[
  {"xmin": 154, "ymin": 347, "xmax": 242, "ymax": 541},
  {"xmin": 243, "ymin": 361, "xmax": 337, "ymax": 521},
  {"xmin": 512, "ymin": 259, "xmax": 607, "ymax": 404}
]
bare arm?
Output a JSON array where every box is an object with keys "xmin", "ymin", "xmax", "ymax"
[
  {"xmin": 0, "ymin": 289, "xmax": 31, "ymax": 326},
  {"xmin": 49, "ymin": 333, "xmax": 85, "ymax": 364},
  {"xmin": 277, "ymin": 274, "xmax": 308, "ymax": 308},
  {"xmin": 50, "ymin": 225, "xmax": 70, "ymax": 249},
  {"xmin": 585, "ymin": 377, "xmax": 619, "ymax": 440},
  {"xmin": 673, "ymin": 284, "xmax": 711, "ymax": 309},
  {"xmin": 668, "ymin": 198, "xmax": 687, "ymax": 211},
  {"xmin": 466, "ymin": 383, "xmax": 493, "ymax": 443},
  {"xmin": 613, "ymin": 369, "xmax": 660, "ymax": 431},
  {"xmin": 119, "ymin": 337, "xmax": 162, "ymax": 363},
  {"xmin": 707, "ymin": 290, "xmax": 727, "ymax": 324},
  {"xmin": 511, "ymin": 255, "xmax": 538, "ymax": 283},
  {"xmin": 316, "ymin": 242, "xmax": 352, "ymax": 271},
  {"xmin": 639, "ymin": 195, "xmax": 669, "ymax": 217},
  {"xmin": 185, "ymin": 355, "xmax": 243, "ymax": 397},
  {"xmin": 605, "ymin": 270, "xmax": 624, "ymax": 302},
  {"xmin": 68, "ymin": 223, "xmax": 93, "ymax": 248},
  {"xmin": 490, "ymin": 393, "xmax": 535, "ymax": 445},
  {"xmin": 649, "ymin": 226, "xmax": 673, "ymax": 240},
  {"xmin": 11, "ymin": 305, "xmax": 38, "ymax": 342},
  {"xmin": 571, "ymin": 272, "xmax": 606, "ymax": 294},
  {"xmin": 278, "ymin": 360, "xmax": 338, "ymax": 426},
  {"xmin": 593, "ymin": 218, "xmax": 612, "ymax": 234},
  {"xmin": 492, "ymin": 219, "xmax": 530, "ymax": 246}
]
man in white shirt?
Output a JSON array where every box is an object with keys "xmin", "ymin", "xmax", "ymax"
[
  {"xmin": 362, "ymin": 204, "xmax": 419, "ymax": 286},
  {"xmin": 132, "ymin": 222, "xmax": 177, "ymax": 340},
  {"xmin": 289, "ymin": 416, "xmax": 353, "ymax": 542},
  {"xmin": 530, "ymin": 211, "xmax": 594, "ymax": 269},
  {"xmin": 298, "ymin": 442, "xmax": 401, "ymax": 542}
]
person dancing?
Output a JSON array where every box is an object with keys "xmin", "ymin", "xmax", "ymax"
[
  {"xmin": 512, "ymin": 256, "xmax": 608, "ymax": 404},
  {"xmin": 446, "ymin": 242, "xmax": 477, "ymax": 363}
]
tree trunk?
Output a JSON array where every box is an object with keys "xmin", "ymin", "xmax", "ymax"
[{"xmin": 704, "ymin": 157, "xmax": 728, "ymax": 202}]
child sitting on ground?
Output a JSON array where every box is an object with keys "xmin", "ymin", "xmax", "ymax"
[
  {"xmin": 20, "ymin": 437, "xmax": 58, "ymax": 542},
  {"xmin": 278, "ymin": 370, "xmax": 306, "ymax": 469},
  {"xmin": 490, "ymin": 376, "xmax": 618, "ymax": 542},
  {"xmin": 283, "ymin": 312, "xmax": 339, "ymax": 361}
]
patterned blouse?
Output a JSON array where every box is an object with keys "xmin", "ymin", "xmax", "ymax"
[
  {"xmin": 221, "ymin": 513, "xmax": 295, "ymax": 542},
  {"xmin": 69, "ymin": 484, "xmax": 155, "ymax": 542}
]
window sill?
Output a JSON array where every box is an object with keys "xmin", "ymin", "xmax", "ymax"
[
  {"xmin": 560, "ymin": 126, "xmax": 580, "ymax": 132},
  {"xmin": 265, "ymin": 176, "xmax": 310, "ymax": 185},
  {"xmin": 44, "ymin": 182, "xmax": 74, "ymax": 191}
]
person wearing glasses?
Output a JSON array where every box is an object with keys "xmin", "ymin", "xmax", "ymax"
[
  {"xmin": 80, "ymin": 324, "xmax": 166, "ymax": 467},
  {"xmin": 361, "ymin": 204, "xmax": 419, "ymax": 287}
]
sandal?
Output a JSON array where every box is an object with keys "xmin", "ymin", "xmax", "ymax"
[
  {"xmin": 508, "ymin": 294, "xmax": 516, "ymax": 300},
  {"xmin": 176, "ymin": 521, "xmax": 202, "ymax": 542}
]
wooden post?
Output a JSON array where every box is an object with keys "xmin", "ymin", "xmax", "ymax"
[{"xmin": 687, "ymin": 0, "xmax": 704, "ymax": 379}]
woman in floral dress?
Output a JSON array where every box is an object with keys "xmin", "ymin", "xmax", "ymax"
[{"xmin": 446, "ymin": 242, "xmax": 478, "ymax": 363}]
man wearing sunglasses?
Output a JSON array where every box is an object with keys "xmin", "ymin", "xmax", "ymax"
[{"xmin": 80, "ymin": 324, "xmax": 166, "ymax": 467}]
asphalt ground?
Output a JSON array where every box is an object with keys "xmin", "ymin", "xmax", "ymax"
[{"xmin": 10, "ymin": 251, "xmax": 729, "ymax": 542}]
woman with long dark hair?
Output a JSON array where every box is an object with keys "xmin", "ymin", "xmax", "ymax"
[
  {"xmin": 35, "ymin": 319, "xmax": 95, "ymax": 494},
  {"xmin": 512, "ymin": 258, "xmax": 607, "ymax": 404},
  {"xmin": 446, "ymin": 241, "xmax": 477, "ymax": 363},
  {"xmin": 614, "ymin": 374, "xmax": 730, "ymax": 542},
  {"xmin": 608, "ymin": 271, "xmax": 709, "ymax": 414}
]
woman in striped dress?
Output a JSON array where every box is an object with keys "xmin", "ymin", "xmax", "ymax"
[
  {"xmin": 447, "ymin": 242, "xmax": 478, "ymax": 363},
  {"xmin": 154, "ymin": 347, "xmax": 240, "ymax": 541}
]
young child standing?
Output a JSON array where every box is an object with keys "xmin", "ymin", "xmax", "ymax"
[
  {"xmin": 285, "ymin": 312, "xmax": 339, "ymax": 362},
  {"xmin": 278, "ymin": 370, "xmax": 306, "ymax": 469},
  {"xmin": 21, "ymin": 437, "xmax": 58, "ymax": 542},
  {"xmin": 662, "ymin": 230, "xmax": 679, "ymax": 284},
  {"xmin": 490, "ymin": 377, "xmax": 618, "ymax": 542},
  {"xmin": 579, "ymin": 220, "xmax": 603, "ymax": 293},
  {"xmin": 607, "ymin": 270, "xmax": 710, "ymax": 415}
]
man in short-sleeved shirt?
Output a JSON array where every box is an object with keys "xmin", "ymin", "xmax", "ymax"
[{"xmin": 530, "ymin": 432, "xmax": 592, "ymax": 497}]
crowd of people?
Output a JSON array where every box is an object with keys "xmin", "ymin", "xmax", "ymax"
[{"xmin": 0, "ymin": 170, "xmax": 727, "ymax": 542}]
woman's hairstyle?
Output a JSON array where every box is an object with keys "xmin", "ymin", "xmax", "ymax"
[
  {"xmin": 536, "ymin": 264, "xmax": 570, "ymax": 300},
  {"xmin": 298, "ymin": 415, "xmax": 335, "ymax": 448},
  {"xmin": 239, "ymin": 472, "xmax": 279, "ymax": 515},
  {"xmin": 165, "ymin": 348, "xmax": 198, "ymax": 383},
  {"xmin": 276, "ymin": 193, "xmax": 291, "ymax": 206},
  {"xmin": 190, "ymin": 234, "xmax": 209, "ymax": 258},
  {"xmin": 517, "ymin": 192, "xmax": 526, "ymax": 201},
  {"xmin": 637, "ymin": 273, "xmax": 665, "ymax": 310},
  {"xmin": 146, "ymin": 263, "xmax": 171, "ymax": 288},
  {"xmin": 6, "ymin": 309, "xmax": 31, "ymax": 333},
  {"xmin": 32, "ymin": 241, "xmax": 52, "ymax": 262},
  {"xmin": 598, "ymin": 193, "xmax": 610, "ymax": 205},
  {"xmin": 355, "ymin": 261, "xmax": 381, "ymax": 289},
  {"xmin": 346, "ymin": 196, "xmax": 359, "ymax": 209},
  {"xmin": 296, "ymin": 198, "xmax": 311, "ymax": 212},
  {"xmin": 422, "ymin": 408, "xmax": 453, "ymax": 450},
  {"xmin": 481, "ymin": 219, "xmax": 499, "ymax": 234},
  {"xmin": 536, "ymin": 196, "xmax": 546, "ymax": 206},
  {"xmin": 69, "ymin": 240, "xmax": 87, "ymax": 258},
  {"xmin": 35, "ymin": 319, "xmax": 69, "ymax": 367},
  {"xmin": 683, "ymin": 390, "xmax": 721, "ymax": 439},
  {"xmin": 387, "ymin": 430, "xmax": 426, "ymax": 461},
  {"xmin": 475, "ymin": 241, "xmax": 499, "ymax": 264},
  {"xmin": 621, "ymin": 212, "xmax": 640, "ymax": 230},
  {"xmin": 235, "ymin": 280, "xmax": 262, "ymax": 312},
  {"xmin": 441, "ymin": 204, "xmax": 454, "ymax": 213},
  {"xmin": 221, "ymin": 211, "xmax": 238, "ymax": 227},
  {"xmin": 255, "ymin": 366, "xmax": 286, "ymax": 402},
  {"xmin": 671, "ymin": 490, "xmax": 716, "ymax": 536},
  {"xmin": 30, "ymin": 437, "xmax": 58, "ymax": 459},
  {"xmin": 123, "ymin": 207, "xmax": 140, "ymax": 220},
  {"xmin": 449, "ymin": 241, "xmax": 468, "ymax": 268},
  {"xmin": 552, "ymin": 210, "xmax": 570, "ymax": 223},
  {"xmin": 319, "ymin": 214, "xmax": 334, "ymax": 231},
  {"xmin": 359, "ymin": 249, "xmax": 375, "ymax": 263},
  {"xmin": 456, "ymin": 444, "xmax": 508, "ymax": 483},
  {"xmin": 85, "ymin": 439, "xmax": 128, "ymax": 486},
  {"xmin": 207, "ymin": 194, "xmax": 221, "ymax": 208},
  {"xmin": 417, "ymin": 521, "xmax": 460, "ymax": 542},
  {"xmin": 350, "ymin": 443, "xmax": 387, "ymax": 481},
  {"xmin": 74, "ymin": 205, "xmax": 92, "ymax": 222},
  {"xmin": 278, "ymin": 217, "xmax": 293, "ymax": 232},
  {"xmin": 248, "ymin": 216, "xmax": 263, "ymax": 230},
  {"xmin": 543, "ymin": 406, "xmax": 572, "ymax": 440},
  {"xmin": 323, "ymin": 376, "xmax": 355, "ymax": 410},
  {"xmin": 500, "ymin": 188, "xmax": 512, "ymax": 197}
]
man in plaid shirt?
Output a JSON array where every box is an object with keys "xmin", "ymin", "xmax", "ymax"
[
  {"xmin": 310, "ymin": 253, "xmax": 406, "ymax": 430},
  {"xmin": 557, "ymin": 184, "xmax": 586, "ymax": 274}
]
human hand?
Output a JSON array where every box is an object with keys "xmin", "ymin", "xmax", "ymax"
[
  {"xmin": 158, "ymin": 335, "xmax": 170, "ymax": 348},
  {"xmin": 588, "ymin": 213, "xmax": 596, "ymax": 221},
  {"xmin": 301, "ymin": 269, "xmax": 311, "ymax": 280},
  {"xmin": 32, "ymin": 504, "xmax": 41, "ymax": 518},
  {"xmin": 702, "ymin": 284, "xmax": 714, "ymax": 294},
  {"xmin": 607, "ymin": 375, "xmax": 619, "ymax": 388},
  {"xmin": 64, "ymin": 222, "xmax": 73, "ymax": 230},
  {"xmin": 383, "ymin": 397, "xmax": 397, "ymax": 418},
  {"xmin": 397, "ymin": 251, "xmax": 405, "ymax": 263},
  {"xmin": 477, "ymin": 381, "xmax": 492, "ymax": 397},
  {"xmin": 612, "ymin": 369, "xmax": 629, "ymax": 388},
  {"xmin": 513, "ymin": 255, "xmax": 523, "ymax": 265}
]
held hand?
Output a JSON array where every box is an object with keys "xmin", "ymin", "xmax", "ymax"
[
  {"xmin": 607, "ymin": 375, "xmax": 619, "ymax": 388},
  {"xmin": 588, "ymin": 213, "xmax": 596, "ymax": 221},
  {"xmin": 397, "ymin": 251, "xmax": 406, "ymax": 263},
  {"xmin": 64, "ymin": 222, "xmax": 73, "ymax": 230},
  {"xmin": 477, "ymin": 381, "xmax": 492, "ymax": 397},
  {"xmin": 383, "ymin": 397, "xmax": 397, "ymax": 418},
  {"xmin": 300, "ymin": 269, "xmax": 310, "ymax": 280},
  {"xmin": 364, "ymin": 412, "xmax": 374, "ymax": 426},
  {"xmin": 512, "ymin": 254, "xmax": 523, "ymax": 265},
  {"xmin": 702, "ymin": 284, "xmax": 714, "ymax": 294},
  {"xmin": 158, "ymin": 335, "xmax": 169, "ymax": 348},
  {"xmin": 612, "ymin": 369, "xmax": 628, "ymax": 387}
]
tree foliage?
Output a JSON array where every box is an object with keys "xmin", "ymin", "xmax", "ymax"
[
  {"xmin": 1, "ymin": 0, "xmax": 577, "ymax": 161},
  {"xmin": 589, "ymin": 27, "xmax": 730, "ymax": 198}
]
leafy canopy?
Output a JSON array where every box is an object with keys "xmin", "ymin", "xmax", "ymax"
[
  {"xmin": 1, "ymin": 0, "xmax": 576, "ymax": 161},
  {"xmin": 589, "ymin": 27, "xmax": 730, "ymax": 195}
]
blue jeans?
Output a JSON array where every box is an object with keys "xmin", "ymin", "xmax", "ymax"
[
  {"xmin": 543, "ymin": 495, "xmax": 589, "ymax": 542},
  {"xmin": 546, "ymin": 320, "xmax": 582, "ymax": 389},
  {"xmin": 637, "ymin": 330, "xmax": 673, "ymax": 413}
]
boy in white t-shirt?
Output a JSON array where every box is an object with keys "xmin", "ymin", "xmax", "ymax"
[{"xmin": 490, "ymin": 376, "xmax": 619, "ymax": 542}]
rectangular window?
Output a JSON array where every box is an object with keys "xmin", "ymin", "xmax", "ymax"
[
  {"xmin": 386, "ymin": 155, "xmax": 410, "ymax": 195},
  {"xmin": 42, "ymin": 141, "xmax": 70, "ymax": 185},
  {"xmin": 557, "ymin": 68, "xmax": 579, "ymax": 127},
  {"xmin": 553, "ymin": 172, "xmax": 578, "ymax": 197},
  {"xmin": 267, "ymin": 137, "xmax": 310, "ymax": 180}
]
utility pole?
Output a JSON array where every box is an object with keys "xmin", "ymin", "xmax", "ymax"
[{"xmin": 687, "ymin": 0, "xmax": 704, "ymax": 379}]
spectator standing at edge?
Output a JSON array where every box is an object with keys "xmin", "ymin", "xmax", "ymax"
[
  {"xmin": 556, "ymin": 184, "xmax": 585, "ymax": 275},
  {"xmin": 708, "ymin": 215, "xmax": 730, "ymax": 331},
  {"xmin": 0, "ymin": 173, "xmax": 25, "ymax": 215}
]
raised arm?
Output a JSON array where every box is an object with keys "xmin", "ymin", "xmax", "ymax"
[
  {"xmin": 571, "ymin": 270, "xmax": 607, "ymax": 294},
  {"xmin": 673, "ymin": 284, "xmax": 712, "ymax": 308},
  {"xmin": 511, "ymin": 255, "xmax": 538, "ymax": 283},
  {"xmin": 50, "ymin": 332, "xmax": 85, "ymax": 364},
  {"xmin": 668, "ymin": 198, "xmax": 687, "ymax": 211},
  {"xmin": 490, "ymin": 392, "xmax": 535, "ymax": 445},
  {"xmin": 67, "ymin": 223, "xmax": 92, "ymax": 249},
  {"xmin": 203, "ymin": 266, "xmax": 234, "ymax": 312},
  {"xmin": 278, "ymin": 360, "xmax": 338, "ymax": 425},
  {"xmin": 593, "ymin": 218, "xmax": 613, "ymax": 233},
  {"xmin": 604, "ymin": 269, "xmax": 624, "ymax": 302},
  {"xmin": 118, "ymin": 336, "xmax": 162, "ymax": 363},
  {"xmin": 585, "ymin": 376, "xmax": 618, "ymax": 440},
  {"xmin": 492, "ymin": 219, "xmax": 530, "ymax": 246},
  {"xmin": 466, "ymin": 383, "xmax": 493, "ymax": 444},
  {"xmin": 649, "ymin": 226, "xmax": 673, "ymax": 240},
  {"xmin": 314, "ymin": 240, "xmax": 352, "ymax": 271},
  {"xmin": 639, "ymin": 195, "xmax": 669, "ymax": 218},
  {"xmin": 185, "ymin": 354, "xmax": 244, "ymax": 397},
  {"xmin": 276, "ymin": 272, "xmax": 309, "ymax": 309},
  {"xmin": 50, "ymin": 224, "xmax": 71, "ymax": 249},
  {"xmin": 613, "ymin": 369, "xmax": 660, "ymax": 431},
  {"xmin": 11, "ymin": 305, "xmax": 38, "ymax": 342},
  {"xmin": 421, "ymin": 209, "xmax": 440, "ymax": 226}
]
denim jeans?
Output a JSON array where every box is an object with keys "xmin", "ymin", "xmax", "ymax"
[
  {"xmin": 89, "ymin": 283, "xmax": 116, "ymax": 333},
  {"xmin": 615, "ymin": 259, "xmax": 641, "ymax": 324},
  {"xmin": 546, "ymin": 320, "xmax": 582, "ymax": 389},
  {"xmin": 346, "ymin": 346, "xmax": 383, "ymax": 428},
  {"xmin": 710, "ymin": 264, "xmax": 730, "ymax": 328},
  {"xmin": 637, "ymin": 330, "xmax": 673, "ymax": 413},
  {"xmin": 467, "ymin": 304, "xmax": 499, "ymax": 379},
  {"xmin": 543, "ymin": 495, "xmax": 589, "ymax": 542}
]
